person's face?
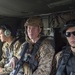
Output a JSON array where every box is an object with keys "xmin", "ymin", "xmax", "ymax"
[
  {"xmin": 0, "ymin": 29, "xmax": 6, "ymax": 42},
  {"xmin": 27, "ymin": 25, "xmax": 41, "ymax": 40},
  {"xmin": 66, "ymin": 27, "xmax": 75, "ymax": 47}
]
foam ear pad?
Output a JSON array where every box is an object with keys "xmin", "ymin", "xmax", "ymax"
[{"xmin": 4, "ymin": 30, "xmax": 11, "ymax": 37}]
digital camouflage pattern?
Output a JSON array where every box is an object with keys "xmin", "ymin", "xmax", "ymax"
[
  {"xmin": 18, "ymin": 37, "xmax": 55, "ymax": 75},
  {"xmin": 50, "ymin": 51, "xmax": 63, "ymax": 75},
  {"xmin": 0, "ymin": 39, "xmax": 22, "ymax": 75},
  {"xmin": 32, "ymin": 38, "xmax": 55, "ymax": 75},
  {"xmin": 11, "ymin": 16, "xmax": 55, "ymax": 75}
]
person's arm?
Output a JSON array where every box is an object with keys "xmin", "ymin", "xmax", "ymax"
[
  {"xmin": 0, "ymin": 43, "xmax": 7, "ymax": 67},
  {"xmin": 6, "ymin": 42, "xmax": 25, "ymax": 70},
  {"xmin": 0, "ymin": 57, "xmax": 16, "ymax": 74},
  {"xmin": 0, "ymin": 41, "xmax": 23, "ymax": 74},
  {"xmin": 50, "ymin": 51, "xmax": 63, "ymax": 75},
  {"xmin": 4, "ymin": 40, "xmax": 23, "ymax": 71},
  {"xmin": 13, "ymin": 40, "xmax": 22, "ymax": 58},
  {"xmin": 33, "ymin": 40, "xmax": 55, "ymax": 75}
]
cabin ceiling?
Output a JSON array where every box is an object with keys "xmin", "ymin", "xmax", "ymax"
[{"xmin": 0, "ymin": 0, "xmax": 75, "ymax": 18}]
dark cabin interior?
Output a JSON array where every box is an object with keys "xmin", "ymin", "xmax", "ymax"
[{"xmin": 0, "ymin": 0, "xmax": 75, "ymax": 59}]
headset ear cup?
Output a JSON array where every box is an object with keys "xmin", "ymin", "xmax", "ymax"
[{"xmin": 4, "ymin": 30, "xmax": 11, "ymax": 37}]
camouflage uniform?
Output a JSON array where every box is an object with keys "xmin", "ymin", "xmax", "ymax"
[
  {"xmin": 12, "ymin": 16, "xmax": 55, "ymax": 75},
  {"xmin": 0, "ymin": 39, "xmax": 22, "ymax": 75},
  {"xmin": 50, "ymin": 19, "xmax": 75, "ymax": 75},
  {"xmin": 32, "ymin": 37, "xmax": 55, "ymax": 75},
  {"xmin": 50, "ymin": 51, "xmax": 63, "ymax": 75},
  {"xmin": 18, "ymin": 37, "xmax": 55, "ymax": 75}
]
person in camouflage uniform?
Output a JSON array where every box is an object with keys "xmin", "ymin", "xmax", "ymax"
[
  {"xmin": 51, "ymin": 19, "xmax": 75, "ymax": 75},
  {"xmin": 10, "ymin": 16, "xmax": 55, "ymax": 75},
  {"xmin": 0, "ymin": 24, "xmax": 22, "ymax": 75}
]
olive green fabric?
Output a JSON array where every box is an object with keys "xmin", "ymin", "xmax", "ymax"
[{"xmin": 24, "ymin": 16, "xmax": 43, "ymax": 27}]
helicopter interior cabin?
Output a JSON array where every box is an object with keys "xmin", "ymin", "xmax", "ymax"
[{"xmin": 0, "ymin": 0, "xmax": 75, "ymax": 59}]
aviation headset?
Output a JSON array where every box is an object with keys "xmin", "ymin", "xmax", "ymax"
[{"xmin": 0, "ymin": 25, "xmax": 11, "ymax": 37}]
